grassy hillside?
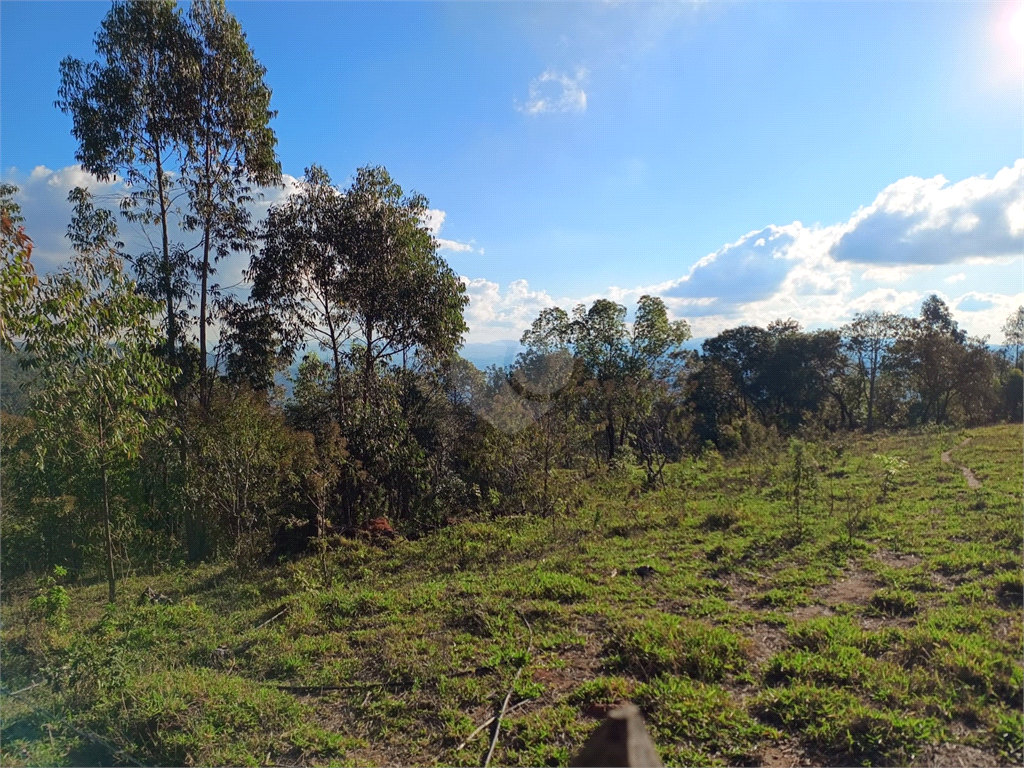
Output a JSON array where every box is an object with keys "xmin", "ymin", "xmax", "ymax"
[{"xmin": 2, "ymin": 424, "xmax": 1021, "ymax": 767}]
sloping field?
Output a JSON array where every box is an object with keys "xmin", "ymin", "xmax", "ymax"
[{"xmin": 2, "ymin": 424, "xmax": 1021, "ymax": 767}]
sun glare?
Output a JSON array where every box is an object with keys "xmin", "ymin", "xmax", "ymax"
[{"xmin": 1010, "ymin": 2, "xmax": 1024, "ymax": 44}]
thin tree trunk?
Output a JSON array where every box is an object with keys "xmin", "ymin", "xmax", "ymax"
[
  {"xmin": 363, "ymin": 325, "xmax": 374, "ymax": 409},
  {"xmin": 199, "ymin": 136, "xmax": 213, "ymax": 405},
  {"xmin": 155, "ymin": 148, "xmax": 177, "ymax": 357},
  {"xmin": 102, "ymin": 466, "xmax": 116, "ymax": 604}
]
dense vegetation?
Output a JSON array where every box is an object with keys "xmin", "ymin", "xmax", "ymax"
[
  {"xmin": 1, "ymin": 2, "xmax": 1022, "ymax": 766},
  {"xmin": 1, "ymin": 425, "xmax": 1021, "ymax": 767}
]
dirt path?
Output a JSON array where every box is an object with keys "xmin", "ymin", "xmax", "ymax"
[{"xmin": 940, "ymin": 438, "xmax": 982, "ymax": 489}]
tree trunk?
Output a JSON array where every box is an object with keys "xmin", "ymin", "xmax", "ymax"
[
  {"xmin": 363, "ymin": 325, "xmax": 374, "ymax": 409},
  {"xmin": 866, "ymin": 370, "xmax": 877, "ymax": 432},
  {"xmin": 102, "ymin": 466, "xmax": 116, "ymax": 604},
  {"xmin": 199, "ymin": 138, "xmax": 213, "ymax": 405},
  {"xmin": 155, "ymin": 148, "xmax": 177, "ymax": 357}
]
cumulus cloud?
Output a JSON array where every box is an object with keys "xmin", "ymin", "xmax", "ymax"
[
  {"xmin": 662, "ymin": 226, "xmax": 797, "ymax": 308},
  {"xmin": 944, "ymin": 272, "xmax": 967, "ymax": 284},
  {"xmin": 516, "ymin": 68, "xmax": 588, "ymax": 115},
  {"xmin": 460, "ymin": 277, "xmax": 559, "ymax": 344},
  {"xmin": 422, "ymin": 208, "xmax": 478, "ymax": 253},
  {"xmin": 831, "ymin": 159, "xmax": 1024, "ymax": 264},
  {"xmin": 955, "ymin": 292, "xmax": 996, "ymax": 312}
]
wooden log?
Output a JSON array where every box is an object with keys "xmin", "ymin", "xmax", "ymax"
[{"xmin": 570, "ymin": 703, "xmax": 662, "ymax": 768}]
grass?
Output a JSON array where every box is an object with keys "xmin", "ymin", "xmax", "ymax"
[{"xmin": 1, "ymin": 423, "xmax": 1021, "ymax": 766}]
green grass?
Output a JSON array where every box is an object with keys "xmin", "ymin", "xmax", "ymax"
[{"xmin": 1, "ymin": 423, "xmax": 1021, "ymax": 766}]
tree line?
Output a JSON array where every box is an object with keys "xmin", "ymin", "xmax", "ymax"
[{"xmin": 1, "ymin": 0, "xmax": 1021, "ymax": 600}]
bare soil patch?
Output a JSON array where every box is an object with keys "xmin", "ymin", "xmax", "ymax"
[
  {"xmin": 746, "ymin": 623, "xmax": 790, "ymax": 667},
  {"xmin": 757, "ymin": 740, "xmax": 816, "ymax": 767},
  {"xmin": 815, "ymin": 570, "xmax": 877, "ymax": 607},
  {"xmin": 874, "ymin": 549, "xmax": 922, "ymax": 569},
  {"xmin": 910, "ymin": 742, "xmax": 1003, "ymax": 768}
]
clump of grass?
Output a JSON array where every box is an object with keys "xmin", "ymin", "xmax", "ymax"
[
  {"xmin": 994, "ymin": 571, "xmax": 1023, "ymax": 608},
  {"xmin": 520, "ymin": 571, "xmax": 591, "ymax": 603},
  {"xmin": 869, "ymin": 588, "xmax": 919, "ymax": 617},
  {"xmin": 701, "ymin": 507, "xmax": 740, "ymax": 532},
  {"xmin": 635, "ymin": 675, "xmax": 773, "ymax": 765},
  {"xmin": 604, "ymin": 613, "xmax": 749, "ymax": 681},
  {"xmin": 751, "ymin": 684, "xmax": 942, "ymax": 766},
  {"xmin": 88, "ymin": 668, "xmax": 355, "ymax": 766},
  {"xmin": 567, "ymin": 676, "xmax": 637, "ymax": 708}
]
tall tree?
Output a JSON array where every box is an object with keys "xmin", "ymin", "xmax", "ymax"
[
  {"xmin": 23, "ymin": 189, "xmax": 176, "ymax": 603},
  {"xmin": 1002, "ymin": 306, "xmax": 1024, "ymax": 366},
  {"xmin": 842, "ymin": 310, "xmax": 906, "ymax": 431},
  {"xmin": 521, "ymin": 296, "xmax": 689, "ymax": 461},
  {"xmin": 0, "ymin": 184, "xmax": 38, "ymax": 352},
  {"xmin": 249, "ymin": 164, "xmax": 468, "ymax": 415},
  {"xmin": 57, "ymin": 0, "xmax": 194, "ymax": 357},
  {"xmin": 332, "ymin": 166, "xmax": 469, "ymax": 408},
  {"xmin": 180, "ymin": 0, "xmax": 280, "ymax": 399},
  {"xmin": 919, "ymin": 294, "xmax": 966, "ymax": 343}
]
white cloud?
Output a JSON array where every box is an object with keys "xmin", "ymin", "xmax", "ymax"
[
  {"xmin": 422, "ymin": 207, "xmax": 478, "ymax": 253},
  {"xmin": 421, "ymin": 208, "xmax": 446, "ymax": 236},
  {"xmin": 460, "ymin": 277, "xmax": 559, "ymax": 344},
  {"xmin": 945, "ymin": 272, "xmax": 967, "ymax": 283},
  {"xmin": 861, "ymin": 264, "xmax": 932, "ymax": 284},
  {"xmin": 831, "ymin": 159, "xmax": 1024, "ymax": 264},
  {"xmin": 515, "ymin": 68, "xmax": 588, "ymax": 115}
]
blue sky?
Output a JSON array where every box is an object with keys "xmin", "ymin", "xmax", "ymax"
[{"xmin": 2, "ymin": 1, "xmax": 1022, "ymax": 366}]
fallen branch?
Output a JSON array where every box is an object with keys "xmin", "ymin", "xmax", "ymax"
[
  {"xmin": 456, "ymin": 698, "xmax": 535, "ymax": 751},
  {"xmin": 0, "ymin": 680, "xmax": 45, "ymax": 696},
  {"xmin": 483, "ymin": 610, "xmax": 534, "ymax": 768},
  {"xmin": 252, "ymin": 606, "xmax": 289, "ymax": 633}
]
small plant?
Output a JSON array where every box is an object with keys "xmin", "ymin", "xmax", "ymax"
[
  {"xmin": 786, "ymin": 439, "xmax": 819, "ymax": 541},
  {"xmin": 873, "ymin": 452, "xmax": 908, "ymax": 502},
  {"xmin": 30, "ymin": 565, "xmax": 71, "ymax": 633},
  {"xmin": 842, "ymin": 490, "xmax": 870, "ymax": 549}
]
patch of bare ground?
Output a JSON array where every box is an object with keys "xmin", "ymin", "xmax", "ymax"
[
  {"xmin": 532, "ymin": 633, "xmax": 604, "ymax": 701},
  {"xmin": 874, "ymin": 549, "xmax": 922, "ymax": 569},
  {"xmin": 757, "ymin": 740, "xmax": 816, "ymax": 768},
  {"xmin": 910, "ymin": 742, "xmax": 1004, "ymax": 767},
  {"xmin": 746, "ymin": 623, "xmax": 790, "ymax": 667},
  {"xmin": 816, "ymin": 570, "xmax": 877, "ymax": 607}
]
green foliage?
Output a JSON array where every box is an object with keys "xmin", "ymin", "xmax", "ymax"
[
  {"xmin": 29, "ymin": 566, "xmax": 71, "ymax": 634},
  {"xmin": 605, "ymin": 613, "xmax": 749, "ymax": 681},
  {"xmin": 0, "ymin": 184, "xmax": 38, "ymax": 352},
  {"xmin": 22, "ymin": 188, "xmax": 177, "ymax": 601}
]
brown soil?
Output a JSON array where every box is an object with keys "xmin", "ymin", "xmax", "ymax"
[
  {"xmin": 910, "ymin": 742, "xmax": 1005, "ymax": 767},
  {"xmin": 758, "ymin": 740, "xmax": 815, "ymax": 767},
  {"xmin": 815, "ymin": 570, "xmax": 877, "ymax": 607},
  {"xmin": 874, "ymin": 549, "xmax": 922, "ymax": 569},
  {"xmin": 941, "ymin": 438, "xmax": 982, "ymax": 489}
]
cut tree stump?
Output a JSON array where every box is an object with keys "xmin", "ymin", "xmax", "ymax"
[{"xmin": 570, "ymin": 703, "xmax": 662, "ymax": 767}]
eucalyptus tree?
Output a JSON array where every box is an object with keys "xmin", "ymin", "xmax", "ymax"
[
  {"xmin": 57, "ymin": 0, "xmax": 195, "ymax": 356},
  {"xmin": 180, "ymin": 0, "xmax": 280, "ymax": 398},
  {"xmin": 332, "ymin": 165, "xmax": 469, "ymax": 409},
  {"xmin": 249, "ymin": 164, "xmax": 468, "ymax": 416},
  {"xmin": 23, "ymin": 189, "xmax": 177, "ymax": 603},
  {"xmin": 841, "ymin": 310, "xmax": 906, "ymax": 431},
  {"xmin": 1001, "ymin": 306, "xmax": 1024, "ymax": 366},
  {"xmin": 521, "ymin": 295, "xmax": 689, "ymax": 461},
  {"xmin": 0, "ymin": 184, "xmax": 37, "ymax": 353}
]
